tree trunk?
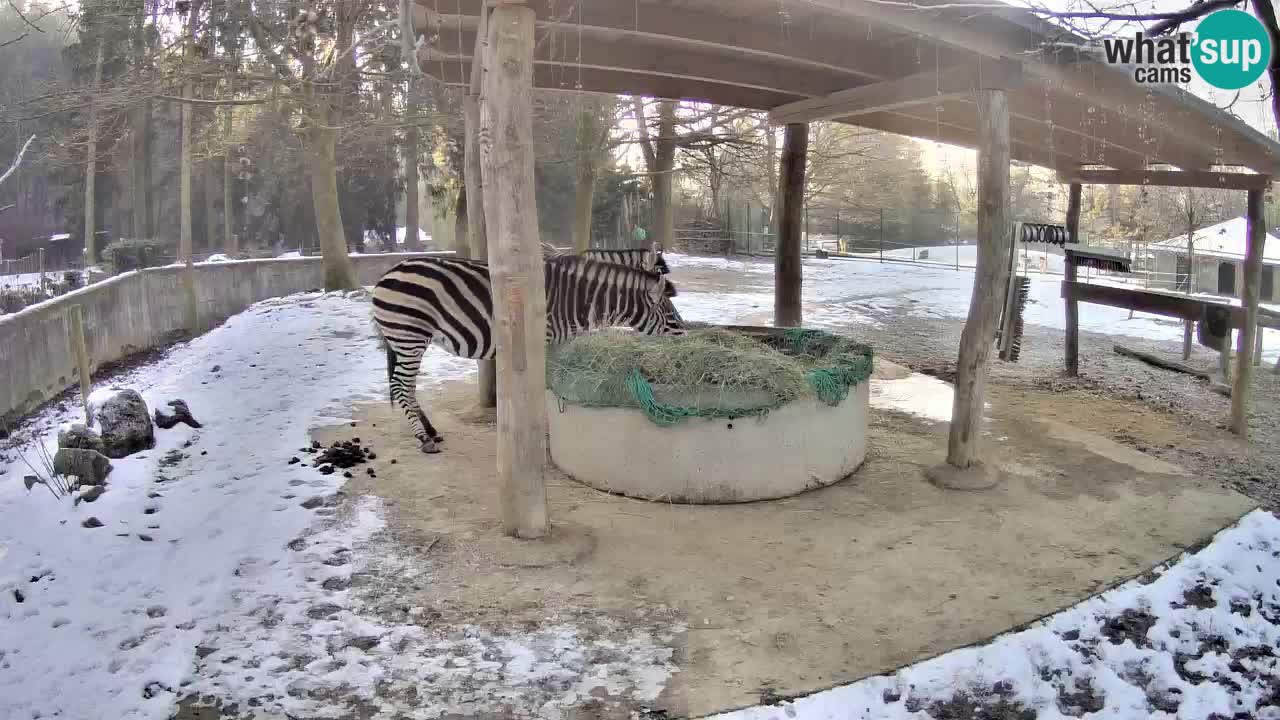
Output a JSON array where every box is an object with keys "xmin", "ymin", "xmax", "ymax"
[
  {"xmin": 1064, "ymin": 183, "xmax": 1082, "ymax": 375},
  {"xmin": 774, "ymin": 123, "xmax": 807, "ymax": 328},
  {"xmin": 652, "ymin": 101, "xmax": 677, "ymax": 251},
  {"xmin": 1230, "ymin": 188, "xmax": 1267, "ymax": 436},
  {"xmin": 223, "ymin": 75, "xmax": 237, "ymax": 255},
  {"xmin": 571, "ymin": 102, "xmax": 604, "ymax": 253},
  {"xmin": 203, "ymin": 158, "xmax": 219, "ymax": 253},
  {"xmin": 464, "ymin": 90, "xmax": 496, "ymax": 408},
  {"xmin": 765, "ymin": 118, "xmax": 778, "ymax": 237},
  {"xmin": 946, "ymin": 88, "xmax": 1011, "ymax": 470},
  {"xmin": 453, "ymin": 187, "xmax": 469, "ymax": 257},
  {"xmin": 403, "ymin": 78, "xmax": 422, "ymax": 251},
  {"xmin": 83, "ymin": 39, "xmax": 105, "ymax": 266},
  {"xmin": 180, "ymin": 12, "xmax": 198, "ymax": 330},
  {"xmin": 572, "ymin": 161, "xmax": 596, "ymax": 253},
  {"xmin": 308, "ymin": 123, "xmax": 357, "ymax": 290}
]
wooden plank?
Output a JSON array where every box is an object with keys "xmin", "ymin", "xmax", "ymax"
[
  {"xmin": 1230, "ymin": 188, "xmax": 1267, "ymax": 436},
  {"xmin": 768, "ymin": 59, "xmax": 1021, "ymax": 125},
  {"xmin": 466, "ymin": 7, "xmax": 495, "ymax": 409},
  {"xmin": 1062, "ymin": 281, "xmax": 1280, "ymax": 330},
  {"xmin": 1064, "ymin": 183, "xmax": 1082, "ymax": 376},
  {"xmin": 775, "ymin": 122, "xmax": 807, "ymax": 327},
  {"xmin": 1058, "ymin": 169, "xmax": 1272, "ymax": 191},
  {"xmin": 479, "ymin": 3, "xmax": 548, "ymax": 539},
  {"xmin": 947, "ymin": 87, "xmax": 1011, "ymax": 470},
  {"xmin": 1114, "ymin": 344, "xmax": 1210, "ymax": 380}
]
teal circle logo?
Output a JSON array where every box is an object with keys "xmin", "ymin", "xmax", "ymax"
[{"xmin": 1192, "ymin": 9, "xmax": 1272, "ymax": 90}]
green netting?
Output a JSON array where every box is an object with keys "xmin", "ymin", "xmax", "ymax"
[{"xmin": 546, "ymin": 327, "xmax": 874, "ymax": 427}]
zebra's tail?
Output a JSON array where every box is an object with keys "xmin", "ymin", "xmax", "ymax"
[{"xmin": 372, "ymin": 319, "xmax": 396, "ymax": 403}]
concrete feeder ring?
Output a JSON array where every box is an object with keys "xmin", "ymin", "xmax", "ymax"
[{"xmin": 546, "ymin": 328, "xmax": 871, "ymax": 505}]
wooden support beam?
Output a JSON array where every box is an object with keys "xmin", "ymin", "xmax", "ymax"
[
  {"xmin": 1064, "ymin": 183, "xmax": 1082, "ymax": 376},
  {"xmin": 768, "ymin": 59, "xmax": 1022, "ymax": 125},
  {"xmin": 1058, "ymin": 169, "xmax": 1273, "ymax": 191},
  {"xmin": 1230, "ymin": 188, "xmax": 1267, "ymax": 436},
  {"xmin": 465, "ymin": 8, "xmax": 496, "ymax": 409},
  {"xmin": 1061, "ymin": 281, "xmax": 1280, "ymax": 329},
  {"xmin": 479, "ymin": 3, "xmax": 549, "ymax": 538},
  {"xmin": 775, "ymin": 123, "xmax": 807, "ymax": 327},
  {"xmin": 946, "ymin": 86, "xmax": 1011, "ymax": 471}
]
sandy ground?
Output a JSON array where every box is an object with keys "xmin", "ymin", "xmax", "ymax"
[
  {"xmin": 320, "ymin": 367, "xmax": 1252, "ymax": 717},
  {"xmin": 667, "ymin": 254, "xmax": 1280, "ymax": 512}
]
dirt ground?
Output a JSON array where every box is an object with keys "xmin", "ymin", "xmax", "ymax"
[{"xmin": 320, "ymin": 367, "xmax": 1253, "ymax": 718}]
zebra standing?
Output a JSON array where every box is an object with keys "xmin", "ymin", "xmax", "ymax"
[
  {"xmin": 539, "ymin": 243, "xmax": 670, "ymax": 275},
  {"xmin": 372, "ymin": 255, "xmax": 685, "ymax": 453}
]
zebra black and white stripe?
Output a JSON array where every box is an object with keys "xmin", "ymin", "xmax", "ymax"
[
  {"xmin": 540, "ymin": 243, "xmax": 670, "ymax": 275},
  {"xmin": 372, "ymin": 255, "xmax": 685, "ymax": 453}
]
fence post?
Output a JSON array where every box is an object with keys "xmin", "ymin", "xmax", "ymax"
[
  {"xmin": 38, "ymin": 247, "xmax": 46, "ymax": 294},
  {"xmin": 68, "ymin": 304, "xmax": 93, "ymax": 427},
  {"xmin": 836, "ymin": 209, "xmax": 841, "ymax": 253},
  {"xmin": 804, "ymin": 203, "xmax": 809, "ymax": 252},
  {"xmin": 878, "ymin": 208, "xmax": 884, "ymax": 261}
]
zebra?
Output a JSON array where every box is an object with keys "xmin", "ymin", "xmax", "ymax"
[
  {"xmin": 539, "ymin": 242, "xmax": 670, "ymax": 275},
  {"xmin": 372, "ymin": 255, "xmax": 686, "ymax": 453}
]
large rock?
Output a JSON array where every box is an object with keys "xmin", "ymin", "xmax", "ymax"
[
  {"xmin": 53, "ymin": 448, "xmax": 113, "ymax": 486},
  {"xmin": 93, "ymin": 389, "xmax": 155, "ymax": 458},
  {"xmin": 58, "ymin": 423, "xmax": 105, "ymax": 454}
]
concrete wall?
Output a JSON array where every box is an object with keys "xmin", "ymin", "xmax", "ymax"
[{"xmin": 1, "ymin": 253, "xmax": 450, "ymax": 424}]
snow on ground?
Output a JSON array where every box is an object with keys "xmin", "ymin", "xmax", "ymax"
[
  {"xmin": 0, "ymin": 289, "xmax": 681, "ymax": 720},
  {"xmin": 2, "ymin": 249, "xmax": 1277, "ymax": 719},
  {"xmin": 663, "ymin": 250, "xmax": 1280, "ymax": 365},
  {"xmin": 712, "ymin": 508, "xmax": 1280, "ymax": 720},
  {"xmin": 870, "ymin": 374, "xmax": 961, "ymax": 424}
]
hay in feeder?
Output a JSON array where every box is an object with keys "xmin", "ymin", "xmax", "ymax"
[{"xmin": 547, "ymin": 328, "xmax": 873, "ymax": 426}]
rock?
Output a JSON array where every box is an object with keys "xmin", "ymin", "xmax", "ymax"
[
  {"xmin": 154, "ymin": 399, "xmax": 202, "ymax": 430},
  {"xmin": 77, "ymin": 485, "xmax": 105, "ymax": 503},
  {"xmin": 82, "ymin": 516, "xmax": 104, "ymax": 528},
  {"xmin": 93, "ymin": 390, "xmax": 155, "ymax": 458},
  {"xmin": 58, "ymin": 423, "xmax": 105, "ymax": 454},
  {"xmin": 53, "ymin": 448, "xmax": 113, "ymax": 486}
]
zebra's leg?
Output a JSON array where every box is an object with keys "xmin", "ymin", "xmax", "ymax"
[{"xmin": 385, "ymin": 341, "xmax": 444, "ymax": 454}]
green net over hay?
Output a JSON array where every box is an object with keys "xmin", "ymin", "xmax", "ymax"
[{"xmin": 546, "ymin": 327, "xmax": 874, "ymax": 426}]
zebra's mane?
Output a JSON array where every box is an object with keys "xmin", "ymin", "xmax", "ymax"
[{"xmin": 546, "ymin": 254, "xmax": 675, "ymax": 294}]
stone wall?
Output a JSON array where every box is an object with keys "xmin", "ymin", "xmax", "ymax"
[{"xmin": 0, "ymin": 253, "xmax": 450, "ymax": 424}]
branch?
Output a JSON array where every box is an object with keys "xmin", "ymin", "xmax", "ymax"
[
  {"xmin": 1028, "ymin": 0, "xmax": 1244, "ymax": 34},
  {"xmin": 0, "ymin": 134, "xmax": 36, "ymax": 187},
  {"xmin": 0, "ymin": 203, "xmax": 14, "ymax": 214},
  {"xmin": 155, "ymin": 95, "xmax": 273, "ymax": 106},
  {"xmin": 399, "ymin": 0, "xmax": 424, "ymax": 78},
  {"xmin": 0, "ymin": 32, "xmax": 27, "ymax": 48}
]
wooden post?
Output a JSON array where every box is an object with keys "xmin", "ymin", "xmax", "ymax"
[
  {"xmin": 1255, "ymin": 322, "xmax": 1264, "ymax": 366},
  {"xmin": 1230, "ymin": 187, "xmax": 1267, "ymax": 436},
  {"xmin": 479, "ymin": 2, "xmax": 548, "ymax": 539},
  {"xmin": 37, "ymin": 247, "xmax": 45, "ymax": 294},
  {"xmin": 67, "ymin": 305, "xmax": 93, "ymax": 427},
  {"xmin": 943, "ymin": 87, "xmax": 1011, "ymax": 474},
  {"xmin": 774, "ymin": 122, "xmax": 807, "ymax": 328},
  {"xmin": 1064, "ymin": 183, "xmax": 1082, "ymax": 376},
  {"xmin": 465, "ymin": 7, "xmax": 496, "ymax": 408}
]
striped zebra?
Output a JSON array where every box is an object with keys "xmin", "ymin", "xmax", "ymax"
[
  {"xmin": 372, "ymin": 255, "xmax": 685, "ymax": 453},
  {"xmin": 539, "ymin": 242, "xmax": 670, "ymax": 275}
]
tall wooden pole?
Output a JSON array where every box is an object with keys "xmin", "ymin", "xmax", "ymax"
[
  {"xmin": 1230, "ymin": 187, "xmax": 1267, "ymax": 436},
  {"xmin": 466, "ymin": 7, "xmax": 496, "ymax": 408},
  {"xmin": 1064, "ymin": 183, "xmax": 1082, "ymax": 376},
  {"xmin": 480, "ymin": 2, "xmax": 548, "ymax": 539},
  {"xmin": 945, "ymin": 87, "xmax": 1011, "ymax": 471},
  {"xmin": 179, "ymin": 8, "xmax": 199, "ymax": 331},
  {"xmin": 774, "ymin": 122, "xmax": 807, "ymax": 328}
]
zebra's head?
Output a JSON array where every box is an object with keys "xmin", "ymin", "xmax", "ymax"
[{"xmin": 648, "ymin": 275, "xmax": 686, "ymax": 336}]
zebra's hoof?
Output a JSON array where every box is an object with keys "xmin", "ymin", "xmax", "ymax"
[
  {"xmin": 420, "ymin": 439, "xmax": 441, "ymax": 454},
  {"xmin": 431, "ymin": 434, "xmax": 445, "ymax": 444}
]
